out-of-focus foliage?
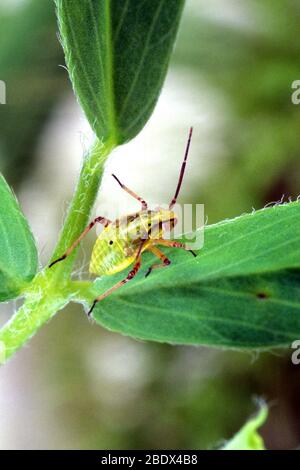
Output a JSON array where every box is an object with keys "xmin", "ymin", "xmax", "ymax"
[
  {"xmin": 0, "ymin": 0, "xmax": 65, "ymax": 185},
  {"xmin": 174, "ymin": 0, "xmax": 300, "ymax": 221}
]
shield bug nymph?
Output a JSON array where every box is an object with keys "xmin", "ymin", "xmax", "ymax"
[{"xmin": 49, "ymin": 127, "xmax": 197, "ymax": 315}]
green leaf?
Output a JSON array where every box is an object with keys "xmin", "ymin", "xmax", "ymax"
[
  {"xmin": 0, "ymin": 174, "xmax": 38, "ymax": 302},
  {"xmin": 221, "ymin": 403, "xmax": 267, "ymax": 450},
  {"xmin": 90, "ymin": 202, "xmax": 300, "ymax": 348},
  {"xmin": 55, "ymin": 0, "xmax": 185, "ymax": 144}
]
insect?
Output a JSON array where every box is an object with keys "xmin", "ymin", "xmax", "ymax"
[{"xmin": 49, "ymin": 127, "xmax": 197, "ymax": 315}]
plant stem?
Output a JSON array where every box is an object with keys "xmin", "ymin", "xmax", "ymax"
[
  {"xmin": 0, "ymin": 138, "xmax": 115, "ymax": 364},
  {"xmin": 0, "ymin": 272, "xmax": 69, "ymax": 363},
  {"xmin": 50, "ymin": 138, "xmax": 114, "ymax": 277}
]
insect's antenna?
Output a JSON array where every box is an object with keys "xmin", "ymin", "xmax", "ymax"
[{"xmin": 169, "ymin": 127, "xmax": 193, "ymax": 210}]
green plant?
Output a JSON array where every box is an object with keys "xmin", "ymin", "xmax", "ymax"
[
  {"xmin": 221, "ymin": 402, "xmax": 267, "ymax": 450},
  {"xmin": 0, "ymin": 0, "xmax": 299, "ymax": 365}
]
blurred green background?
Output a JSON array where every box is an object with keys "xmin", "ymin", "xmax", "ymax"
[{"xmin": 0, "ymin": 0, "xmax": 300, "ymax": 450}]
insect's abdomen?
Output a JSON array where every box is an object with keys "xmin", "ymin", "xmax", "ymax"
[
  {"xmin": 89, "ymin": 237, "xmax": 134, "ymax": 277},
  {"xmin": 89, "ymin": 210, "xmax": 173, "ymax": 277},
  {"xmin": 89, "ymin": 222, "xmax": 138, "ymax": 276}
]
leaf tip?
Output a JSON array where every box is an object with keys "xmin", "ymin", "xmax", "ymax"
[{"xmin": 221, "ymin": 400, "xmax": 268, "ymax": 450}]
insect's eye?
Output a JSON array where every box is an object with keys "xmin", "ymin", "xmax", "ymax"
[
  {"xmin": 148, "ymin": 222, "xmax": 151, "ymax": 227},
  {"xmin": 109, "ymin": 240, "xmax": 114, "ymax": 245}
]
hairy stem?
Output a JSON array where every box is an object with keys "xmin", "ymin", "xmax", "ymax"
[
  {"xmin": 0, "ymin": 272, "xmax": 69, "ymax": 363},
  {"xmin": 50, "ymin": 138, "xmax": 114, "ymax": 277},
  {"xmin": 0, "ymin": 139, "xmax": 115, "ymax": 364}
]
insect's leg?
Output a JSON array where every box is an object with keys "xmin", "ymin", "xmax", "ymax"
[
  {"xmin": 49, "ymin": 216, "xmax": 111, "ymax": 268},
  {"xmin": 112, "ymin": 174, "xmax": 147, "ymax": 210},
  {"xmin": 87, "ymin": 240, "xmax": 146, "ymax": 316},
  {"xmin": 152, "ymin": 239, "xmax": 197, "ymax": 257},
  {"xmin": 145, "ymin": 246, "xmax": 171, "ymax": 278},
  {"xmin": 87, "ymin": 257, "xmax": 142, "ymax": 316}
]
